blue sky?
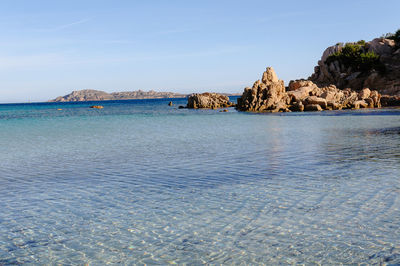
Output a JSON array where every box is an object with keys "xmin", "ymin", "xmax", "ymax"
[{"xmin": 0, "ymin": 0, "xmax": 399, "ymax": 102}]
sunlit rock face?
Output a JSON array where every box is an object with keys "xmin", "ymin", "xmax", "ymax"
[
  {"xmin": 309, "ymin": 38, "xmax": 400, "ymax": 96},
  {"xmin": 237, "ymin": 67, "xmax": 382, "ymax": 112}
]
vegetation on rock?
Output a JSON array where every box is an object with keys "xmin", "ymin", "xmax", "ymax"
[
  {"xmin": 383, "ymin": 29, "xmax": 400, "ymax": 45},
  {"xmin": 325, "ymin": 42, "xmax": 383, "ymax": 73}
]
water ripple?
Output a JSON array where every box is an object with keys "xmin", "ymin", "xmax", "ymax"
[{"xmin": 0, "ymin": 100, "xmax": 400, "ymax": 264}]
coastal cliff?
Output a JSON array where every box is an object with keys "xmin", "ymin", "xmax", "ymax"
[
  {"xmin": 50, "ymin": 89, "xmax": 187, "ymax": 102},
  {"xmin": 309, "ymin": 29, "xmax": 400, "ymax": 95}
]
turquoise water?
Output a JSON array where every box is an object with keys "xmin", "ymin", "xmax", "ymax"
[{"xmin": 1, "ymin": 98, "xmax": 400, "ymax": 264}]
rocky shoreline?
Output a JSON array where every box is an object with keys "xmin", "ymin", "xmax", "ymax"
[
  {"xmin": 187, "ymin": 67, "xmax": 385, "ymax": 113},
  {"xmin": 236, "ymin": 67, "xmax": 381, "ymax": 112},
  {"xmin": 187, "ymin": 31, "xmax": 400, "ymax": 112}
]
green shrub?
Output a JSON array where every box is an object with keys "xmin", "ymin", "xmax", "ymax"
[
  {"xmin": 388, "ymin": 29, "xmax": 400, "ymax": 44},
  {"xmin": 357, "ymin": 40, "xmax": 366, "ymax": 45},
  {"xmin": 326, "ymin": 43, "xmax": 384, "ymax": 72}
]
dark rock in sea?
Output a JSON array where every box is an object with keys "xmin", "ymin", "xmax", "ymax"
[
  {"xmin": 178, "ymin": 105, "xmax": 186, "ymax": 109},
  {"xmin": 381, "ymin": 95, "xmax": 400, "ymax": 106},
  {"xmin": 304, "ymin": 104, "xmax": 322, "ymax": 111},
  {"xmin": 289, "ymin": 101, "xmax": 304, "ymax": 112},
  {"xmin": 187, "ymin": 93, "xmax": 234, "ymax": 109}
]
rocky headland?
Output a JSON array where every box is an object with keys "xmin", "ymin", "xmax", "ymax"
[
  {"xmin": 234, "ymin": 30, "xmax": 400, "ymax": 112},
  {"xmin": 309, "ymin": 31, "xmax": 400, "ymax": 96},
  {"xmin": 50, "ymin": 89, "xmax": 187, "ymax": 102},
  {"xmin": 236, "ymin": 67, "xmax": 381, "ymax": 112}
]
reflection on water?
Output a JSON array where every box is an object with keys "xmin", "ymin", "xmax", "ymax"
[{"xmin": 0, "ymin": 99, "xmax": 400, "ymax": 264}]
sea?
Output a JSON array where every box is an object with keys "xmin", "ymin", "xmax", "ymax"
[{"xmin": 0, "ymin": 97, "xmax": 399, "ymax": 264}]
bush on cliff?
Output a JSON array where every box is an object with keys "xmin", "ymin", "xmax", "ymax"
[
  {"xmin": 326, "ymin": 42, "xmax": 384, "ymax": 73},
  {"xmin": 385, "ymin": 29, "xmax": 400, "ymax": 45}
]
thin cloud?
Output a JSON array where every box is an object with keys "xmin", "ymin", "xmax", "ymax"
[
  {"xmin": 257, "ymin": 11, "xmax": 310, "ymax": 23},
  {"xmin": 0, "ymin": 45, "xmax": 252, "ymax": 69},
  {"xmin": 155, "ymin": 28, "xmax": 196, "ymax": 35},
  {"xmin": 34, "ymin": 18, "xmax": 91, "ymax": 32},
  {"xmin": 0, "ymin": 53, "xmax": 66, "ymax": 69}
]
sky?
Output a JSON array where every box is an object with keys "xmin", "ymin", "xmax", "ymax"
[{"xmin": 0, "ymin": 0, "xmax": 399, "ymax": 103}]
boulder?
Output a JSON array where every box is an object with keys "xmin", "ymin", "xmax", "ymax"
[
  {"xmin": 303, "ymin": 96, "xmax": 328, "ymax": 109},
  {"xmin": 367, "ymin": 38, "xmax": 396, "ymax": 55},
  {"xmin": 236, "ymin": 67, "xmax": 288, "ymax": 112},
  {"xmin": 288, "ymin": 101, "xmax": 304, "ymax": 112},
  {"xmin": 304, "ymin": 104, "xmax": 322, "ymax": 111},
  {"xmin": 369, "ymin": 90, "xmax": 381, "ymax": 107},
  {"xmin": 352, "ymin": 100, "xmax": 369, "ymax": 109},
  {"xmin": 381, "ymin": 95, "xmax": 400, "ymax": 106},
  {"xmin": 287, "ymin": 86, "xmax": 314, "ymax": 102},
  {"xmin": 327, "ymin": 101, "xmax": 342, "ymax": 110},
  {"xmin": 187, "ymin": 93, "xmax": 233, "ymax": 109},
  {"xmin": 358, "ymin": 88, "xmax": 371, "ymax": 100},
  {"xmin": 288, "ymin": 80, "xmax": 315, "ymax": 91}
]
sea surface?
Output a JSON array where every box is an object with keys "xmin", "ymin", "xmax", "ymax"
[{"xmin": 0, "ymin": 98, "xmax": 400, "ymax": 264}]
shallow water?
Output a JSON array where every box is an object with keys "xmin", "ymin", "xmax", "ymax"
[{"xmin": 0, "ymin": 98, "xmax": 400, "ymax": 264}]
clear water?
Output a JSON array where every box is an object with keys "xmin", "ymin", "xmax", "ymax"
[{"xmin": 1, "ymin": 98, "xmax": 400, "ymax": 264}]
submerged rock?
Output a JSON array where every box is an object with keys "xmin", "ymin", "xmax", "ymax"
[{"xmin": 187, "ymin": 93, "xmax": 235, "ymax": 109}]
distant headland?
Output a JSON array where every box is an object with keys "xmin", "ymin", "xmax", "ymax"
[
  {"xmin": 49, "ymin": 89, "xmax": 241, "ymax": 102},
  {"xmin": 49, "ymin": 89, "xmax": 187, "ymax": 102}
]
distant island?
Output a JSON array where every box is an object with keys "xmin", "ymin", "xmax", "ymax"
[
  {"xmin": 49, "ymin": 89, "xmax": 241, "ymax": 102},
  {"xmin": 49, "ymin": 89, "xmax": 187, "ymax": 102}
]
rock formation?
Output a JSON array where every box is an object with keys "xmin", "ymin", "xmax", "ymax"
[
  {"xmin": 309, "ymin": 37, "xmax": 400, "ymax": 95},
  {"xmin": 237, "ymin": 67, "xmax": 381, "ymax": 112},
  {"xmin": 381, "ymin": 95, "xmax": 400, "ymax": 107},
  {"xmin": 236, "ymin": 67, "xmax": 290, "ymax": 112},
  {"xmin": 50, "ymin": 89, "xmax": 187, "ymax": 102},
  {"xmin": 187, "ymin": 93, "xmax": 235, "ymax": 109}
]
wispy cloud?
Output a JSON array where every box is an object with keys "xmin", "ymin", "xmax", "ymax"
[
  {"xmin": 256, "ymin": 11, "xmax": 311, "ymax": 23},
  {"xmin": 0, "ymin": 53, "xmax": 66, "ymax": 69},
  {"xmin": 154, "ymin": 28, "xmax": 196, "ymax": 36},
  {"xmin": 34, "ymin": 18, "xmax": 91, "ymax": 32},
  {"xmin": 0, "ymin": 44, "xmax": 252, "ymax": 69}
]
